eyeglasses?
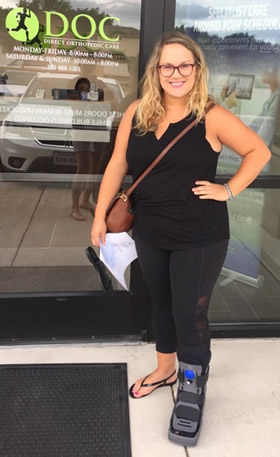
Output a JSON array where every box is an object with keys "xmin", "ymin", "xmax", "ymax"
[{"xmin": 158, "ymin": 63, "xmax": 196, "ymax": 77}]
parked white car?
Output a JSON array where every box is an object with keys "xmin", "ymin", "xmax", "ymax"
[{"xmin": 0, "ymin": 72, "xmax": 123, "ymax": 172}]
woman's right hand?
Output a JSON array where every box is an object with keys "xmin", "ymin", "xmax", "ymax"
[{"xmin": 91, "ymin": 218, "xmax": 107, "ymax": 246}]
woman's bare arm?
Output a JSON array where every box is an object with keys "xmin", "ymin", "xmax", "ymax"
[
  {"xmin": 213, "ymin": 105, "xmax": 271, "ymax": 195},
  {"xmin": 193, "ymin": 105, "xmax": 271, "ymax": 201},
  {"xmin": 91, "ymin": 100, "xmax": 139, "ymax": 245}
]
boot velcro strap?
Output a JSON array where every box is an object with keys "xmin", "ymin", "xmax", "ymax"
[
  {"xmin": 175, "ymin": 404, "xmax": 200, "ymax": 422},
  {"xmin": 177, "ymin": 370, "xmax": 185, "ymax": 383},
  {"xmin": 178, "ymin": 368, "xmax": 209, "ymax": 387},
  {"xmin": 197, "ymin": 371, "xmax": 209, "ymax": 387},
  {"xmin": 178, "ymin": 390, "xmax": 205, "ymax": 406}
]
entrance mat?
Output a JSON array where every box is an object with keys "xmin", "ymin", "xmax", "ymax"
[{"xmin": 0, "ymin": 363, "xmax": 131, "ymax": 457}]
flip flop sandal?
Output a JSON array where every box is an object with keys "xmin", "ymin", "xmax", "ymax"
[
  {"xmin": 168, "ymin": 362, "xmax": 209, "ymax": 446},
  {"xmin": 129, "ymin": 369, "xmax": 177, "ymax": 399}
]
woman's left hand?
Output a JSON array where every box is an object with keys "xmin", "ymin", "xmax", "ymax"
[{"xmin": 192, "ymin": 181, "xmax": 229, "ymax": 201}]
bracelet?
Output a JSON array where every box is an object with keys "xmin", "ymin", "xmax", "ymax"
[{"xmin": 224, "ymin": 183, "xmax": 233, "ymax": 200}]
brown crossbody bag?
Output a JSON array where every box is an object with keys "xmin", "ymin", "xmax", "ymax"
[{"xmin": 105, "ymin": 102, "xmax": 215, "ymax": 233}]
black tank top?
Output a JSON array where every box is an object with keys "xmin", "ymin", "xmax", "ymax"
[{"xmin": 126, "ymin": 113, "xmax": 230, "ymax": 249}]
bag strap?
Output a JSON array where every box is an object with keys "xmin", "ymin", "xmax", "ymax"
[{"xmin": 125, "ymin": 102, "xmax": 216, "ymax": 197}]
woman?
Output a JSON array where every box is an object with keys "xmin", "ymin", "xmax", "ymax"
[
  {"xmin": 91, "ymin": 32, "xmax": 271, "ymax": 445},
  {"xmin": 71, "ymin": 77, "xmax": 97, "ymax": 221}
]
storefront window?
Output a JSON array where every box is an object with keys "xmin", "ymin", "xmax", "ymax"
[
  {"xmin": 209, "ymin": 188, "xmax": 280, "ymax": 323},
  {"xmin": 174, "ymin": 1, "xmax": 280, "ymax": 324},
  {"xmin": 0, "ymin": 0, "xmax": 140, "ymax": 174},
  {"xmin": 175, "ymin": 0, "xmax": 280, "ymax": 175},
  {"xmin": 0, "ymin": 0, "xmax": 141, "ymax": 293}
]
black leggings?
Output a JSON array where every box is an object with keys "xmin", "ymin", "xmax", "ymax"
[{"xmin": 134, "ymin": 237, "xmax": 229, "ymax": 370}]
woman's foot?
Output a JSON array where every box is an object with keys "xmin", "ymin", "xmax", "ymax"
[
  {"xmin": 71, "ymin": 209, "xmax": 86, "ymax": 221},
  {"xmin": 130, "ymin": 368, "xmax": 177, "ymax": 398},
  {"xmin": 169, "ymin": 362, "xmax": 208, "ymax": 446}
]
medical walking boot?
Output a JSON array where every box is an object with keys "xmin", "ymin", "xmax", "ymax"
[{"xmin": 168, "ymin": 361, "xmax": 209, "ymax": 446}]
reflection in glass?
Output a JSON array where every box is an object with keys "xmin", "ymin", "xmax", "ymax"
[
  {"xmin": 174, "ymin": 1, "xmax": 280, "ymax": 324},
  {"xmin": 174, "ymin": 0, "xmax": 280, "ymax": 175},
  {"xmin": 0, "ymin": 0, "xmax": 141, "ymax": 294},
  {"xmin": 0, "ymin": 0, "xmax": 140, "ymax": 176},
  {"xmin": 209, "ymin": 189, "xmax": 280, "ymax": 324}
]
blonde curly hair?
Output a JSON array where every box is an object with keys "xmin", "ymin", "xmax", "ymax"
[{"xmin": 135, "ymin": 31, "xmax": 210, "ymax": 133}]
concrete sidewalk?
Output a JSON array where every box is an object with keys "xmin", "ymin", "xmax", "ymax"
[{"xmin": 0, "ymin": 338, "xmax": 279, "ymax": 457}]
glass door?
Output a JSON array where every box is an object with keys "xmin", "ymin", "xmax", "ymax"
[
  {"xmin": 171, "ymin": 0, "xmax": 280, "ymax": 334},
  {"xmin": 0, "ymin": 0, "xmax": 166, "ymax": 342}
]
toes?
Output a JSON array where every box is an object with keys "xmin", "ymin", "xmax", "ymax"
[{"xmin": 133, "ymin": 378, "xmax": 143, "ymax": 392}]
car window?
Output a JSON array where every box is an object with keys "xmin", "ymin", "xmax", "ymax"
[
  {"xmin": 23, "ymin": 80, "xmax": 46, "ymax": 99},
  {"xmin": 23, "ymin": 76, "xmax": 80, "ymax": 99}
]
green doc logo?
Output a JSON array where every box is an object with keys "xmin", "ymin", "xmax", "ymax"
[
  {"xmin": 6, "ymin": 8, "xmax": 39, "ymax": 42},
  {"xmin": 6, "ymin": 8, "xmax": 120, "ymax": 43},
  {"xmin": 45, "ymin": 12, "xmax": 119, "ymax": 41}
]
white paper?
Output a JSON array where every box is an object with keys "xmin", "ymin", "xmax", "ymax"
[{"xmin": 99, "ymin": 232, "xmax": 138, "ymax": 290}]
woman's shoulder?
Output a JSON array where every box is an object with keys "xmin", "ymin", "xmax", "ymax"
[
  {"xmin": 206, "ymin": 101, "xmax": 236, "ymax": 120},
  {"xmin": 118, "ymin": 99, "xmax": 140, "ymax": 131},
  {"xmin": 205, "ymin": 101, "xmax": 242, "ymax": 131},
  {"xmin": 123, "ymin": 99, "xmax": 140, "ymax": 119},
  {"xmin": 116, "ymin": 99, "xmax": 140, "ymax": 135},
  {"xmin": 204, "ymin": 100, "xmax": 254, "ymax": 144}
]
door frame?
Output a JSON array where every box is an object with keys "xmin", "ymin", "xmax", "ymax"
[{"xmin": 1, "ymin": 0, "xmax": 280, "ymax": 342}]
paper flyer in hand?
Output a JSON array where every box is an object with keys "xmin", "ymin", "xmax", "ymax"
[{"xmin": 99, "ymin": 232, "xmax": 138, "ymax": 290}]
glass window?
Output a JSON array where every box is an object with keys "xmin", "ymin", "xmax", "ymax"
[
  {"xmin": 175, "ymin": 0, "xmax": 280, "ymax": 175},
  {"xmin": 209, "ymin": 188, "xmax": 280, "ymax": 323},
  {"xmin": 174, "ymin": 1, "xmax": 280, "ymax": 323},
  {"xmin": 0, "ymin": 0, "xmax": 141, "ymax": 294}
]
